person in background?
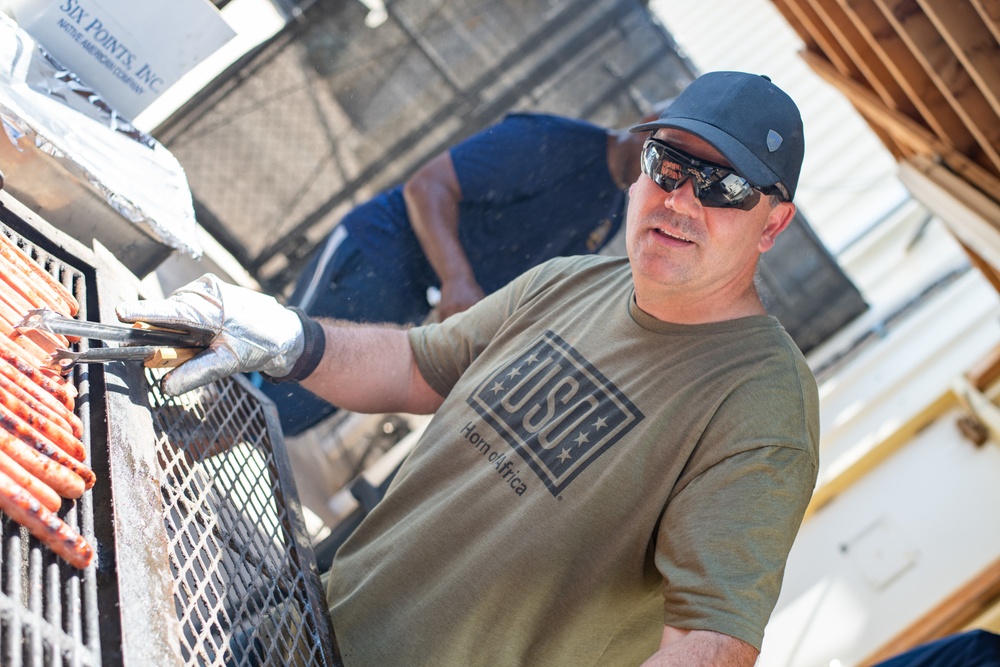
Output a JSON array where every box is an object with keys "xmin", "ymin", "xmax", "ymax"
[
  {"xmin": 118, "ymin": 71, "xmax": 816, "ymax": 666},
  {"xmin": 872, "ymin": 629, "xmax": 1000, "ymax": 667},
  {"xmin": 261, "ymin": 105, "xmax": 665, "ymax": 436}
]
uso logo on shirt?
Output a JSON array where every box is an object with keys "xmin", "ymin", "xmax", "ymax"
[{"xmin": 468, "ymin": 331, "xmax": 643, "ymax": 496}]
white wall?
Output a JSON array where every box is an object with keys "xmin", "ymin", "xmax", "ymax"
[
  {"xmin": 769, "ymin": 198, "xmax": 1000, "ymax": 664},
  {"xmin": 765, "ymin": 411, "xmax": 1000, "ymax": 666}
]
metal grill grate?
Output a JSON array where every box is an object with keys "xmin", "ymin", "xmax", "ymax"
[
  {"xmin": 145, "ymin": 372, "xmax": 335, "ymax": 667},
  {"xmin": 0, "ymin": 219, "xmax": 100, "ymax": 667}
]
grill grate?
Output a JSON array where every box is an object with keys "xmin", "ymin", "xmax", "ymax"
[
  {"xmin": 0, "ymin": 220, "xmax": 101, "ymax": 667},
  {"xmin": 145, "ymin": 372, "xmax": 335, "ymax": 667},
  {"xmin": 0, "ymin": 195, "xmax": 335, "ymax": 665}
]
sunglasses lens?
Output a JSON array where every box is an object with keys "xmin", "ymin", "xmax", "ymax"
[
  {"xmin": 641, "ymin": 139, "xmax": 762, "ymax": 211},
  {"xmin": 698, "ymin": 172, "xmax": 761, "ymax": 210}
]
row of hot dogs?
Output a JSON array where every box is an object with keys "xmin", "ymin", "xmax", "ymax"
[{"xmin": 0, "ymin": 230, "xmax": 93, "ymax": 569}]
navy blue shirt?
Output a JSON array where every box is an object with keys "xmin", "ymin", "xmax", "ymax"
[{"xmin": 342, "ymin": 113, "xmax": 626, "ymax": 295}]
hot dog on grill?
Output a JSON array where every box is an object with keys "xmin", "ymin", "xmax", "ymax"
[
  {"xmin": 0, "ymin": 232, "xmax": 79, "ymax": 316},
  {"xmin": 0, "ymin": 367, "xmax": 81, "ymax": 439},
  {"xmin": 0, "ymin": 386, "xmax": 85, "ymax": 461},
  {"xmin": 0, "ymin": 359, "xmax": 82, "ymax": 437},
  {"xmin": 0, "ymin": 469, "xmax": 91, "ymax": 569},
  {"xmin": 0, "ymin": 295, "xmax": 68, "ymax": 350},
  {"xmin": 0, "ymin": 448, "xmax": 61, "ymax": 513},
  {"xmin": 0, "ymin": 326, "xmax": 57, "ymax": 377},
  {"xmin": 0, "ymin": 429, "xmax": 85, "ymax": 499},
  {"xmin": 0, "ymin": 337, "xmax": 75, "ymax": 410},
  {"xmin": 0, "ymin": 414, "xmax": 94, "ymax": 489},
  {"xmin": 0, "ymin": 251, "xmax": 68, "ymax": 317},
  {"xmin": 0, "ymin": 322, "xmax": 52, "ymax": 368},
  {"xmin": 0, "ymin": 246, "xmax": 74, "ymax": 317}
]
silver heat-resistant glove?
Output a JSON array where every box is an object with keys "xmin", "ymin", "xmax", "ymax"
[{"xmin": 115, "ymin": 273, "xmax": 304, "ymax": 396}]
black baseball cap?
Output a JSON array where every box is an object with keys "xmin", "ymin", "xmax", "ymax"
[{"xmin": 630, "ymin": 71, "xmax": 805, "ymax": 200}]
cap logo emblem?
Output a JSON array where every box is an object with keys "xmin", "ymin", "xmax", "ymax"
[{"xmin": 767, "ymin": 130, "xmax": 783, "ymax": 152}]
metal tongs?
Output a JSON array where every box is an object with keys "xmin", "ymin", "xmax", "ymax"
[{"xmin": 16, "ymin": 308, "xmax": 212, "ymax": 373}]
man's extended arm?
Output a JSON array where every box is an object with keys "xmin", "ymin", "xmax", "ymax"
[
  {"xmin": 299, "ymin": 321, "xmax": 444, "ymax": 415},
  {"xmin": 403, "ymin": 151, "xmax": 484, "ymax": 320},
  {"xmin": 641, "ymin": 627, "xmax": 758, "ymax": 667},
  {"xmin": 115, "ymin": 273, "xmax": 445, "ymax": 413}
]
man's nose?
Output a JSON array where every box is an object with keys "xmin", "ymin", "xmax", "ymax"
[{"xmin": 661, "ymin": 177, "xmax": 701, "ymax": 217}]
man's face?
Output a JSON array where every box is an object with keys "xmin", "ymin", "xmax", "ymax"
[{"xmin": 625, "ymin": 129, "xmax": 794, "ymax": 309}]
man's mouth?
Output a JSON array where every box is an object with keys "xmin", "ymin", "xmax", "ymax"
[{"xmin": 654, "ymin": 227, "xmax": 694, "ymax": 244}]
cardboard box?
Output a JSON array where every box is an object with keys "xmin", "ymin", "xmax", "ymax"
[
  {"xmin": 0, "ymin": 13, "xmax": 202, "ymax": 276},
  {"xmin": 16, "ymin": 0, "xmax": 235, "ymax": 120}
]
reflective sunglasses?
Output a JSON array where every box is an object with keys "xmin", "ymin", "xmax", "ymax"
[{"xmin": 640, "ymin": 137, "xmax": 785, "ymax": 211}]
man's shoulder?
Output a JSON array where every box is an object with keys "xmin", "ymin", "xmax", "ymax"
[
  {"xmin": 533, "ymin": 254, "xmax": 627, "ymax": 278},
  {"xmin": 509, "ymin": 254, "xmax": 629, "ymax": 299}
]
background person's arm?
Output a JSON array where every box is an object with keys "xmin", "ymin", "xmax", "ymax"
[
  {"xmin": 403, "ymin": 151, "xmax": 484, "ymax": 320},
  {"xmin": 641, "ymin": 627, "xmax": 759, "ymax": 666}
]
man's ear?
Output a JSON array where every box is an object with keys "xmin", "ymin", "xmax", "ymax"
[{"xmin": 758, "ymin": 202, "xmax": 795, "ymax": 253}]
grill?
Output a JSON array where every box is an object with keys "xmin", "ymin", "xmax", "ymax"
[
  {"xmin": 0, "ymin": 196, "xmax": 99, "ymax": 667},
  {"xmin": 147, "ymin": 374, "xmax": 334, "ymax": 667},
  {"xmin": 0, "ymin": 192, "xmax": 337, "ymax": 666}
]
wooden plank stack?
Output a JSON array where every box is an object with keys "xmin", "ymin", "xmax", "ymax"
[{"xmin": 770, "ymin": 0, "xmax": 1000, "ymax": 282}]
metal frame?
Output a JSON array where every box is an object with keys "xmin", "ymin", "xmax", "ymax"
[
  {"xmin": 0, "ymin": 191, "xmax": 336, "ymax": 666},
  {"xmin": 156, "ymin": 0, "xmax": 693, "ymax": 294}
]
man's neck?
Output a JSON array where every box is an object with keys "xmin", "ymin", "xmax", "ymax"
[{"xmin": 632, "ymin": 282, "xmax": 767, "ymax": 325}]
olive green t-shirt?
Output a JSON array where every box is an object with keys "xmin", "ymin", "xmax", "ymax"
[{"xmin": 326, "ymin": 255, "xmax": 819, "ymax": 666}]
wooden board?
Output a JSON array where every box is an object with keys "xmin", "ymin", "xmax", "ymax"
[
  {"xmin": 848, "ymin": 0, "xmax": 974, "ymax": 146},
  {"xmin": 873, "ymin": 0, "xmax": 1000, "ymax": 173},
  {"xmin": 776, "ymin": 0, "xmax": 1000, "ymax": 230},
  {"xmin": 801, "ymin": 50, "xmax": 1000, "ymax": 203},
  {"xmin": 810, "ymin": 0, "xmax": 916, "ymax": 110},
  {"xmin": 969, "ymin": 0, "xmax": 1000, "ymax": 44},
  {"xmin": 918, "ymin": 0, "xmax": 1000, "ymax": 118}
]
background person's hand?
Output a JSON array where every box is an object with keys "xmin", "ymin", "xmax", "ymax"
[
  {"xmin": 115, "ymin": 274, "xmax": 304, "ymax": 395},
  {"xmin": 437, "ymin": 276, "xmax": 485, "ymax": 321}
]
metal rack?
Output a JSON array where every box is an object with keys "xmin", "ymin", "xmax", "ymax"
[
  {"xmin": 0, "ymin": 192, "xmax": 336, "ymax": 666},
  {"xmin": 0, "ymin": 195, "xmax": 100, "ymax": 667}
]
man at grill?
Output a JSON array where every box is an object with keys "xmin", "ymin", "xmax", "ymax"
[
  {"xmin": 117, "ymin": 71, "xmax": 819, "ymax": 666},
  {"xmin": 260, "ymin": 106, "xmax": 663, "ymax": 438}
]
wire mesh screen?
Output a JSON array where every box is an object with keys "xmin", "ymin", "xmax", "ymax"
[
  {"xmin": 144, "ymin": 372, "xmax": 335, "ymax": 667},
  {"xmin": 156, "ymin": 0, "xmax": 693, "ymax": 294},
  {"xmin": 0, "ymin": 216, "xmax": 100, "ymax": 667}
]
